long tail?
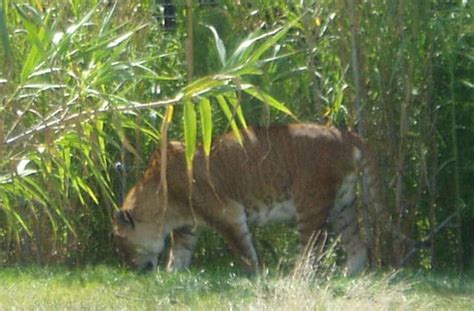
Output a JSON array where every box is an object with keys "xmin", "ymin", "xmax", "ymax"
[{"xmin": 348, "ymin": 133, "xmax": 387, "ymax": 267}]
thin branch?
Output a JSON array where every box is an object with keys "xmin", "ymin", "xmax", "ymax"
[
  {"xmin": 4, "ymin": 72, "xmax": 252, "ymax": 146},
  {"xmin": 400, "ymin": 211, "xmax": 460, "ymax": 266},
  {"xmin": 4, "ymin": 93, "xmax": 184, "ymax": 146}
]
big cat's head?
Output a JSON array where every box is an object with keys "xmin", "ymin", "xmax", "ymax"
[{"xmin": 112, "ymin": 185, "xmax": 165, "ymax": 272}]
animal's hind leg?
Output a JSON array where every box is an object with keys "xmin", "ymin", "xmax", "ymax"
[
  {"xmin": 330, "ymin": 173, "xmax": 368, "ymax": 276},
  {"xmin": 294, "ymin": 195, "xmax": 331, "ymax": 265}
]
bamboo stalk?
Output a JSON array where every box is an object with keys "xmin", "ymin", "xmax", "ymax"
[
  {"xmin": 347, "ymin": 0, "xmax": 375, "ymax": 262},
  {"xmin": 394, "ymin": 0, "xmax": 410, "ymax": 266},
  {"xmin": 186, "ymin": 0, "xmax": 194, "ymax": 81},
  {"xmin": 423, "ymin": 20, "xmax": 439, "ymax": 269},
  {"xmin": 449, "ymin": 55, "xmax": 463, "ymax": 272},
  {"xmin": 347, "ymin": 0, "xmax": 365, "ymax": 135},
  {"xmin": 302, "ymin": 0, "xmax": 322, "ymax": 122}
]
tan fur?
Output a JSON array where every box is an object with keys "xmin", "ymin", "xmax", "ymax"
[{"xmin": 113, "ymin": 123, "xmax": 376, "ymax": 275}]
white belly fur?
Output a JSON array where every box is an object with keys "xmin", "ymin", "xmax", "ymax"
[{"xmin": 246, "ymin": 199, "xmax": 296, "ymax": 225}]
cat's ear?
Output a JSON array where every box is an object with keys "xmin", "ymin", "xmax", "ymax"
[{"xmin": 114, "ymin": 210, "xmax": 135, "ymax": 229}]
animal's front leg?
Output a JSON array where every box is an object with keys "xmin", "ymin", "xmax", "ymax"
[
  {"xmin": 207, "ymin": 202, "xmax": 259, "ymax": 273},
  {"xmin": 166, "ymin": 226, "xmax": 197, "ymax": 271}
]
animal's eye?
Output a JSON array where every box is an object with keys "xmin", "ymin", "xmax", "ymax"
[{"xmin": 114, "ymin": 210, "xmax": 135, "ymax": 229}]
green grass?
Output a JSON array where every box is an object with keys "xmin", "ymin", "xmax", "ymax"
[{"xmin": 0, "ymin": 266, "xmax": 473, "ymax": 310}]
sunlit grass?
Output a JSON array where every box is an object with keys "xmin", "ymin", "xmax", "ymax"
[{"xmin": 1, "ymin": 266, "xmax": 473, "ymax": 310}]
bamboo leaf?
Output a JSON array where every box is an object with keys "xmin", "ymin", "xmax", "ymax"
[
  {"xmin": 226, "ymin": 32, "xmax": 259, "ymax": 66},
  {"xmin": 244, "ymin": 87, "xmax": 297, "ymax": 119},
  {"xmin": 226, "ymin": 26, "xmax": 284, "ymax": 68},
  {"xmin": 199, "ymin": 97, "xmax": 213, "ymax": 157},
  {"xmin": 0, "ymin": 3, "xmax": 13, "ymax": 66},
  {"xmin": 461, "ymin": 80, "xmax": 474, "ymax": 89},
  {"xmin": 246, "ymin": 25, "xmax": 290, "ymax": 65},
  {"xmin": 159, "ymin": 105, "xmax": 174, "ymax": 209},
  {"xmin": 184, "ymin": 75, "xmax": 230, "ymax": 98},
  {"xmin": 76, "ymin": 176, "xmax": 99, "ymax": 204},
  {"xmin": 20, "ymin": 33, "xmax": 43, "ymax": 82},
  {"xmin": 11, "ymin": 209, "xmax": 33, "ymax": 236},
  {"xmin": 21, "ymin": 83, "xmax": 67, "ymax": 90},
  {"xmin": 204, "ymin": 24, "xmax": 226, "ymax": 66},
  {"xmin": 215, "ymin": 95, "xmax": 242, "ymax": 144},
  {"xmin": 225, "ymin": 92, "xmax": 247, "ymax": 129},
  {"xmin": 51, "ymin": 4, "xmax": 98, "ymax": 58},
  {"xmin": 15, "ymin": 158, "xmax": 36, "ymax": 177},
  {"xmin": 13, "ymin": 3, "xmax": 45, "ymax": 53},
  {"xmin": 183, "ymin": 98, "xmax": 197, "ymax": 171},
  {"xmin": 72, "ymin": 177, "xmax": 86, "ymax": 205},
  {"xmin": 225, "ymin": 65, "xmax": 263, "ymax": 77},
  {"xmin": 224, "ymin": 18, "xmax": 299, "ymax": 76},
  {"xmin": 17, "ymin": 176, "xmax": 48, "ymax": 206},
  {"xmin": 14, "ymin": 4, "xmax": 52, "ymax": 81},
  {"xmin": 82, "ymin": 153, "xmax": 115, "ymax": 204}
]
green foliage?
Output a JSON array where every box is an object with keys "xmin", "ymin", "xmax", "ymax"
[
  {"xmin": 1, "ymin": 1, "xmax": 164, "ymax": 264},
  {"xmin": 0, "ymin": 0, "xmax": 297, "ymax": 265}
]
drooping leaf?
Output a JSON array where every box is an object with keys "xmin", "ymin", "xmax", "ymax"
[
  {"xmin": 215, "ymin": 94, "xmax": 242, "ymax": 145},
  {"xmin": 225, "ymin": 92, "xmax": 247, "ymax": 129},
  {"xmin": 76, "ymin": 176, "xmax": 99, "ymax": 204},
  {"xmin": 199, "ymin": 97, "xmax": 213, "ymax": 157},
  {"xmin": 159, "ymin": 105, "xmax": 175, "ymax": 209},
  {"xmin": 183, "ymin": 98, "xmax": 197, "ymax": 171}
]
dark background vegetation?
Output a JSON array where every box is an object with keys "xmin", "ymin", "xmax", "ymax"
[{"xmin": 0, "ymin": 0, "xmax": 473, "ymax": 273}]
